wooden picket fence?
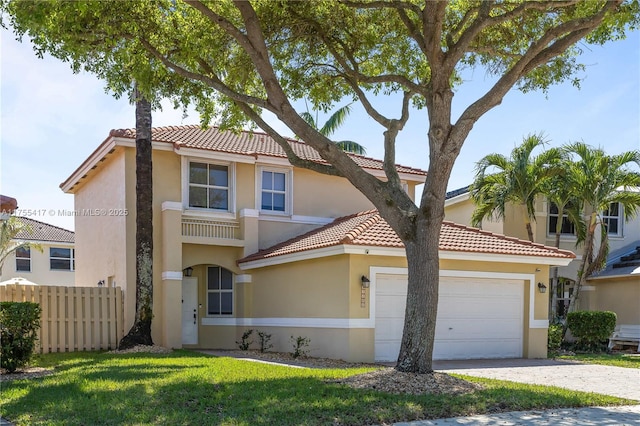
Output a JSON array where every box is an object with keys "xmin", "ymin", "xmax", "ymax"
[{"xmin": 0, "ymin": 284, "xmax": 124, "ymax": 353}]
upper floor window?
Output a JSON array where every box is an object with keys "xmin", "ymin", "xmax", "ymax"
[
  {"xmin": 207, "ymin": 266, "xmax": 233, "ymax": 316},
  {"xmin": 50, "ymin": 247, "xmax": 74, "ymax": 271},
  {"xmin": 16, "ymin": 247, "xmax": 31, "ymax": 272},
  {"xmin": 602, "ymin": 202, "xmax": 622, "ymax": 236},
  {"xmin": 548, "ymin": 203, "xmax": 575, "ymax": 236},
  {"xmin": 259, "ymin": 167, "xmax": 290, "ymax": 214},
  {"xmin": 188, "ymin": 162, "xmax": 229, "ymax": 210}
]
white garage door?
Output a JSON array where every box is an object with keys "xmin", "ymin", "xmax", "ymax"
[{"xmin": 374, "ymin": 274, "xmax": 524, "ymax": 362}]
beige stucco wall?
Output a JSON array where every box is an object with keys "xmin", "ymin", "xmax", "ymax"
[
  {"xmin": 244, "ymin": 256, "xmax": 351, "ymax": 318},
  {"xmin": 589, "ymin": 277, "xmax": 640, "ymax": 325},
  {"xmin": 0, "ymin": 242, "xmax": 75, "ymax": 286},
  {"xmin": 256, "ymin": 220, "xmax": 324, "ymax": 250},
  {"xmin": 190, "ymin": 252, "xmax": 550, "ymax": 362},
  {"xmin": 73, "ymin": 149, "xmax": 128, "ymax": 292},
  {"xmin": 444, "ymin": 197, "xmax": 504, "ymax": 234},
  {"xmin": 293, "ymin": 169, "xmax": 373, "ymax": 218}
]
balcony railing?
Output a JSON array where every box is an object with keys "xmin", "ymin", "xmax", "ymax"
[{"xmin": 181, "ymin": 216, "xmax": 240, "ymax": 240}]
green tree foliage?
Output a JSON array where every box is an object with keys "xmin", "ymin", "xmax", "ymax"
[
  {"xmin": 2, "ymin": 0, "xmax": 637, "ymax": 373},
  {"xmin": 0, "ymin": 217, "xmax": 41, "ymax": 273},
  {"xmin": 470, "ymin": 133, "xmax": 563, "ymax": 241}
]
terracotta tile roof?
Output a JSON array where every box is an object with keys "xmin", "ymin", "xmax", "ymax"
[
  {"xmin": 238, "ymin": 210, "xmax": 575, "ymax": 264},
  {"xmin": 110, "ymin": 125, "xmax": 427, "ymax": 177},
  {"xmin": 14, "ymin": 217, "xmax": 74, "ymax": 243}
]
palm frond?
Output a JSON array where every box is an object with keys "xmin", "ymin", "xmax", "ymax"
[
  {"xmin": 335, "ymin": 140, "xmax": 366, "ymax": 155},
  {"xmin": 319, "ymin": 103, "xmax": 352, "ymax": 137}
]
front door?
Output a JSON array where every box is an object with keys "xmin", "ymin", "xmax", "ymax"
[{"xmin": 182, "ymin": 277, "xmax": 198, "ymax": 345}]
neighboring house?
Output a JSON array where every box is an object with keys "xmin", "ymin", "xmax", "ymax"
[
  {"xmin": 61, "ymin": 125, "xmax": 573, "ymax": 362},
  {"xmin": 444, "ymin": 186, "xmax": 640, "ymax": 325},
  {"xmin": 0, "ymin": 217, "xmax": 75, "ymax": 286},
  {"xmin": 585, "ymin": 243, "xmax": 640, "ymax": 326}
]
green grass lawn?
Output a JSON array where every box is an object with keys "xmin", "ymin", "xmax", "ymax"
[
  {"xmin": 0, "ymin": 350, "xmax": 634, "ymax": 426},
  {"xmin": 558, "ymin": 352, "xmax": 640, "ymax": 369}
]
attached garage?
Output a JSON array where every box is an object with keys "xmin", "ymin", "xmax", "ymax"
[
  {"xmin": 375, "ymin": 273, "xmax": 524, "ymax": 361},
  {"xmin": 238, "ymin": 211, "xmax": 575, "ymax": 362}
]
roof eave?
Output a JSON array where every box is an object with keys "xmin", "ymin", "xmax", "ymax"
[{"xmin": 239, "ymin": 243, "xmax": 574, "ymax": 270}]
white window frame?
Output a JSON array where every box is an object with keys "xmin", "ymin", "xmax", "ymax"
[
  {"xmin": 256, "ymin": 165, "xmax": 292, "ymax": 215},
  {"xmin": 547, "ymin": 202, "xmax": 576, "ymax": 237},
  {"xmin": 206, "ymin": 266, "xmax": 234, "ymax": 317},
  {"xmin": 602, "ymin": 202, "xmax": 623, "ymax": 237},
  {"xmin": 50, "ymin": 247, "xmax": 75, "ymax": 271},
  {"xmin": 15, "ymin": 246, "xmax": 31, "ymax": 272},
  {"xmin": 182, "ymin": 157, "xmax": 236, "ymax": 217}
]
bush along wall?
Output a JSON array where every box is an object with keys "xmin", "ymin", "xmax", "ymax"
[
  {"xmin": 566, "ymin": 310, "xmax": 616, "ymax": 352},
  {"xmin": 0, "ymin": 301, "xmax": 42, "ymax": 373}
]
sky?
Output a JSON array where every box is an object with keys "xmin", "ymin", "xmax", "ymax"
[{"xmin": 1, "ymin": 27, "xmax": 639, "ymax": 232}]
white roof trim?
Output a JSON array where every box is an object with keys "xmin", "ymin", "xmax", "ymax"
[
  {"xmin": 61, "ymin": 137, "xmax": 117, "ymax": 193},
  {"xmin": 13, "ymin": 239, "xmax": 74, "ymax": 247},
  {"xmin": 239, "ymin": 243, "xmax": 574, "ymax": 270},
  {"xmin": 444, "ymin": 192, "xmax": 470, "ymax": 207}
]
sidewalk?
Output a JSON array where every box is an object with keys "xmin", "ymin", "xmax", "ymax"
[{"xmin": 393, "ymin": 405, "xmax": 640, "ymax": 425}]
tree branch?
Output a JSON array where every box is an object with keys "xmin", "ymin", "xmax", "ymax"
[
  {"xmin": 453, "ymin": 1, "xmax": 618, "ymax": 139},
  {"xmin": 236, "ymin": 102, "xmax": 343, "ymax": 177},
  {"xmin": 382, "ymin": 91, "xmax": 412, "ymax": 187},
  {"xmin": 340, "ymin": 0, "xmax": 422, "ymax": 17},
  {"xmin": 137, "ymin": 38, "xmax": 271, "ymax": 111},
  {"xmin": 396, "ymin": 7, "xmax": 427, "ymax": 56}
]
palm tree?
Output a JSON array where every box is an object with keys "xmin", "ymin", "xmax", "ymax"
[
  {"xmin": 564, "ymin": 143, "xmax": 640, "ymax": 313},
  {"xmin": 542, "ymin": 161, "xmax": 585, "ymax": 320},
  {"xmin": 0, "ymin": 217, "xmax": 38, "ymax": 273},
  {"xmin": 470, "ymin": 133, "xmax": 563, "ymax": 242},
  {"xmin": 119, "ymin": 85, "xmax": 154, "ymax": 349},
  {"xmin": 299, "ymin": 103, "xmax": 367, "ymax": 155}
]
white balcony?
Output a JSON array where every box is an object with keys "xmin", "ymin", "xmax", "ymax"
[{"xmin": 181, "ymin": 216, "xmax": 243, "ymax": 246}]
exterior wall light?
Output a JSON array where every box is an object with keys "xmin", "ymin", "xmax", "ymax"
[
  {"xmin": 184, "ymin": 266, "xmax": 193, "ymax": 277},
  {"xmin": 361, "ymin": 275, "xmax": 370, "ymax": 288},
  {"xmin": 537, "ymin": 282, "xmax": 547, "ymax": 293}
]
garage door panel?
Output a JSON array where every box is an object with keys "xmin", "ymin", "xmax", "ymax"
[
  {"xmin": 433, "ymin": 339, "xmax": 522, "ymax": 360},
  {"xmin": 437, "ymin": 297, "xmax": 521, "ymax": 318},
  {"xmin": 377, "ymin": 295, "xmax": 408, "ymax": 317},
  {"xmin": 374, "ymin": 318, "xmax": 404, "ymax": 338},
  {"xmin": 435, "ymin": 319, "xmax": 522, "ymax": 338},
  {"xmin": 374, "ymin": 274, "xmax": 524, "ymax": 362}
]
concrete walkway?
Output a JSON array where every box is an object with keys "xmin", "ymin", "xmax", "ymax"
[
  {"xmin": 394, "ymin": 358, "xmax": 640, "ymax": 426},
  {"xmin": 394, "ymin": 405, "xmax": 640, "ymax": 425},
  {"xmin": 434, "ymin": 358, "xmax": 640, "ymax": 400}
]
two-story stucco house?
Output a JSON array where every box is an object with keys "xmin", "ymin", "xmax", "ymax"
[
  {"xmin": 444, "ymin": 186, "xmax": 640, "ymax": 327},
  {"xmin": 0, "ymin": 217, "xmax": 75, "ymax": 286},
  {"xmin": 61, "ymin": 125, "xmax": 573, "ymax": 362}
]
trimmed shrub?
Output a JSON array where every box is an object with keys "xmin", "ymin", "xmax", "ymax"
[
  {"xmin": 0, "ymin": 301, "xmax": 42, "ymax": 373},
  {"xmin": 290, "ymin": 335, "xmax": 310, "ymax": 358},
  {"xmin": 566, "ymin": 311, "xmax": 616, "ymax": 351},
  {"xmin": 256, "ymin": 330, "xmax": 273, "ymax": 353},
  {"xmin": 236, "ymin": 329, "xmax": 254, "ymax": 351},
  {"xmin": 547, "ymin": 323, "xmax": 563, "ymax": 355}
]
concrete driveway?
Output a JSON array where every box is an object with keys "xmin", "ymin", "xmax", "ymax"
[{"xmin": 433, "ymin": 358, "xmax": 640, "ymax": 401}]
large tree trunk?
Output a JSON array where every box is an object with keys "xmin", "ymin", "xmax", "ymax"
[
  {"xmin": 119, "ymin": 87, "xmax": 154, "ymax": 349},
  {"xmin": 395, "ymin": 131, "xmax": 453, "ymax": 373},
  {"xmin": 396, "ymin": 219, "xmax": 440, "ymax": 373}
]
